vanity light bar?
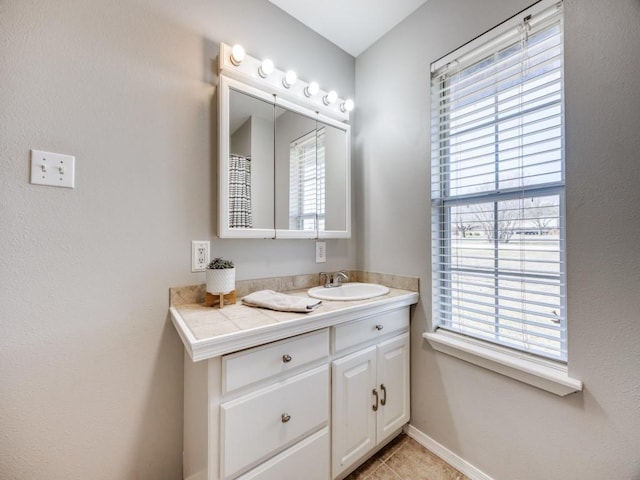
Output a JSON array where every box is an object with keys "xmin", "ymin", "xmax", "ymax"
[{"xmin": 219, "ymin": 42, "xmax": 351, "ymax": 122}]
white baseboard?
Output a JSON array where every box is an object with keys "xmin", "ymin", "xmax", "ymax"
[
  {"xmin": 403, "ymin": 424, "xmax": 495, "ymax": 480},
  {"xmin": 184, "ymin": 471, "xmax": 206, "ymax": 480}
]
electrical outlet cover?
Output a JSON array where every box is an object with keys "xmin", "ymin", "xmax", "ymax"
[{"xmin": 192, "ymin": 241, "xmax": 210, "ymax": 272}]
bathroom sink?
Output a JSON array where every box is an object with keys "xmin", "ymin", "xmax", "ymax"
[{"xmin": 307, "ymin": 283, "xmax": 390, "ymax": 301}]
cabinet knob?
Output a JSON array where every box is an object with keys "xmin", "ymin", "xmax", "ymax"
[
  {"xmin": 281, "ymin": 413, "xmax": 291, "ymax": 423},
  {"xmin": 372, "ymin": 389, "xmax": 379, "ymax": 412},
  {"xmin": 375, "ymin": 324, "xmax": 384, "ymax": 331},
  {"xmin": 282, "ymin": 354, "xmax": 292, "ymax": 363},
  {"xmin": 380, "ymin": 384, "xmax": 387, "ymax": 406}
]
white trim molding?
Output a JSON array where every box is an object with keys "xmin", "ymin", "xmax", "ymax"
[
  {"xmin": 423, "ymin": 331, "xmax": 582, "ymax": 396},
  {"xmin": 404, "ymin": 424, "xmax": 495, "ymax": 480}
]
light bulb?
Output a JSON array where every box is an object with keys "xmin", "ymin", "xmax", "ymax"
[
  {"xmin": 323, "ymin": 90, "xmax": 338, "ymax": 105},
  {"xmin": 258, "ymin": 59, "xmax": 274, "ymax": 78},
  {"xmin": 304, "ymin": 81, "xmax": 319, "ymax": 97},
  {"xmin": 341, "ymin": 99, "xmax": 355, "ymax": 112},
  {"xmin": 283, "ymin": 70, "xmax": 297, "ymax": 88},
  {"xmin": 230, "ymin": 44, "xmax": 245, "ymax": 66}
]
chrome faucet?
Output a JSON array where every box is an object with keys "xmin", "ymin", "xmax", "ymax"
[
  {"xmin": 332, "ymin": 271, "xmax": 349, "ymax": 287},
  {"xmin": 319, "ymin": 271, "xmax": 349, "ymax": 288}
]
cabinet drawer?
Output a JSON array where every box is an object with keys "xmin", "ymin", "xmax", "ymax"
[
  {"xmin": 222, "ymin": 329, "xmax": 329, "ymax": 394},
  {"xmin": 236, "ymin": 427, "xmax": 329, "ymax": 480},
  {"xmin": 221, "ymin": 365, "xmax": 329, "ymax": 479},
  {"xmin": 333, "ymin": 308, "xmax": 409, "ymax": 354}
]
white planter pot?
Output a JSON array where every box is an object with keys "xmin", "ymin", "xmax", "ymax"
[{"xmin": 206, "ymin": 267, "xmax": 236, "ymax": 294}]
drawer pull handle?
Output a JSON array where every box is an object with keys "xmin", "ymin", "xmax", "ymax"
[
  {"xmin": 282, "ymin": 354, "xmax": 292, "ymax": 363},
  {"xmin": 372, "ymin": 389, "xmax": 379, "ymax": 412},
  {"xmin": 375, "ymin": 324, "xmax": 384, "ymax": 331},
  {"xmin": 380, "ymin": 384, "xmax": 387, "ymax": 406},
  {"xmin": 281, "ymin": 413, "xmax": 291, "ymax": 423}
]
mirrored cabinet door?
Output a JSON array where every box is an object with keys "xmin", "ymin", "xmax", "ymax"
[
  {"xmin": 274, "ymin": 102, "xmax": 319, "ymax": 239},
  {"xmin": 219, "ymin": 77, "xmax": 276, "ymax": 238},
  {"xmin": 318, "ymin": 118, "xmax": 350, "ymax": 238}
]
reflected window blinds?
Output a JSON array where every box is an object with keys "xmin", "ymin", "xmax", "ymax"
[{"xmin": 289, "ymin": 128, "xmax": 326, "ymax": 230}]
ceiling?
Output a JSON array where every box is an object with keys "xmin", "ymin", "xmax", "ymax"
[{"xmin": 267, "ymin": 0, "xmax": 430, "ymax": 57}]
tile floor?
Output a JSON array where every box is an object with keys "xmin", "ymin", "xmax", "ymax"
[{"xmin": 345, "ymin": 434, "xmax": 469, "ymax": 480}]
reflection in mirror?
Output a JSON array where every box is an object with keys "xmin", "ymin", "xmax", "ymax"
[
  {"xmin": 228, "ymin": 88, "xmax": 275, "ymax": 231},
  {"xmin": 274, "ymin": 106, "xmax": 318, "ymax": 234},
  {"xmin": 318, "ymin": 120, "xmax": 349, "ymax": 234}
]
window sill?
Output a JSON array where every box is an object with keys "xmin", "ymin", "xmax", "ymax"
[{"xmin": 423, "ymin": 330, "xmax": 582, "ymax": 396}]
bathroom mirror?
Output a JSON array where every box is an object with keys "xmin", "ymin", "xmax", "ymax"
[
  {"xmin": 219, "ymin": 77, "xmax": 276, "ymax": 238},
  {"xmin": 218, "ymin": 75, "xmax": 351, "ymax": 239}
]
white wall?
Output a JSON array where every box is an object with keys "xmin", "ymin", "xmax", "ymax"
[
  {"xmin": 323, "ymin": 125, "xmax": 348, "ymax": 232},
  {"xmin": 355, "ymin": 0, "xmax": 640, "ymax": 478},
  {"xmin": 231, "ymin": 118, "xmax": 251, "ymax": 157},
  {"xmin": 0, "ymin": 1, "xmax": 354, "ymax": 478},
  {"xmin": 250, "ymin": 116, "xmax": 276, "ymax": 231},
  {"xmin": 230, "ymin": 116, "xmax": 275, "ymax": 229}
]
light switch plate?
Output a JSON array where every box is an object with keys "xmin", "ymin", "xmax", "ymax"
[
  {"xmin": 315, "ymin": 241, "xmax": 326, "ymax": 263},
  {"xmin": 30, "ymin": 149, "xmax": 75, "ymax": 188}
]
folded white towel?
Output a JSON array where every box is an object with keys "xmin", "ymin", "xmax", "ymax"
[{"xmin": 242, "ymin": 290, "xmax": 322, "ymax": 313}]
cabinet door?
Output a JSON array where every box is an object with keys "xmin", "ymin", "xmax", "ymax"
[
  {"xmin": 376, "ymin": 333, "xmax": 410, "ymax": 442},
  {"xmin": 331, "ymin": 346, "xmax": 377, "ymax": 478}
]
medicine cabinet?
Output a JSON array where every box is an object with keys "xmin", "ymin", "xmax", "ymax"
[{"xmin": 218, "ymin": 62, "xmax": 351, "ymax": 239}]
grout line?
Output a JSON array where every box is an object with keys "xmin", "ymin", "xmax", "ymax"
[
  {"xmin": 376, "ymin": 437, "xmax": 408, "ymax": 480},
  {"xmin": 352, "ymin": 433, "xmax": 469, "ymax": 480},
  {"xmin": 363, "ymin": 461, "xmax": 384, "ymax": 480},
  {"xmin": 392, "ymin": 467, "xmax": 404, "ymax": 480},
  {"xmin": 373, "ymin": 463, "xmax": 403, "ymax": 480}
]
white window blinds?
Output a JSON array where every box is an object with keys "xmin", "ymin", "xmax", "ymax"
[
  {"xmin": 431, "ymin": 1, "xmax": 566, "ymax": 361},
  {"xmin": 289, "ymin": 128, "xmax": 325, "ymax": 230}
]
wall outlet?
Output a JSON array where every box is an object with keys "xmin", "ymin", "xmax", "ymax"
[
  {"xmin": 315, "ymin": 241, "xmax": 326, "ymax": 263},
  {"xmin": 192, "ymin": 241, "xmax": 210, "ymax": 272}
]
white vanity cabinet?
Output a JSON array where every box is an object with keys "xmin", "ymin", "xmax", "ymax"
[
  {"xmin": 176, "ymin": 298, "xmax": 416, "ymax": 480},
  {"xmin": 331, "ymin": 309, "xmax": 410, "ymax": 479}
]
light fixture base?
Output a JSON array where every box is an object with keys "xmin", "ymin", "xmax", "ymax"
[{"xmin": 218, "ymin": 42, "xmax": 350, "ymax": 122}]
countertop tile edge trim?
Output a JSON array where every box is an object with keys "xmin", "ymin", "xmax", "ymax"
[
  {"xmin": 169, "ymin": 306, "xmax": 197, "ymax": 360},
  {"xmin": 423, "ymin": 330, "xmax": 583, "ymax": 397}
]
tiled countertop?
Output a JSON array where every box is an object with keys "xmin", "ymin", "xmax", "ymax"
[{"xmin": 170, "ymin": 286, "xmax": 419, "ymax": 362}]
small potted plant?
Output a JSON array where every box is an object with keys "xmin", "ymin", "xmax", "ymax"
[{"xmin": 206, "ymin": 257, "xmax": 235, "ymax": 294}]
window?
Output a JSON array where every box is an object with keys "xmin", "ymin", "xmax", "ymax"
[
  {"xmin": 431, "ymin": 2, "xmax": 566, "ymax": 361},
  {"xmin": 289, "ymin": 128, "xmax": 325, "ymax": 230}
]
